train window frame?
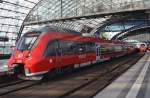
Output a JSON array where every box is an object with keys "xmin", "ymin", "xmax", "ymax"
[
  {"xmin": 59, "ymin": 40, "xmax": 75, "ymax": 56},
  {"xmin": 59, "ymin": 40, "xmax": 93, "ymax": 55},
  {"xmin": 44, "ymin": 39, "xmax": 96, "ymax": 57},
  {"xmin": 44, "ymin": 40, "xmax": 61, "ymax": 57},
  {"xmin": 85, "ymin": 42, "xmax": 95, "ymax": 53},
  {"xmin": 100, "ymin": 44, "xmax": 115, "ymax": 54},
  {"xmin": 16, "ymin": 32, "xmax": 41, "ymax": 51}
]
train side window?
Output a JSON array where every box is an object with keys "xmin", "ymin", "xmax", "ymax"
[
  {"xmin": 100, "ymin": 44, "xmax": 114, "ymax": 54},
  {"xmin": 44, "ymin": 40, "xmax": 59, "ymax": 56},
  {"xmin": 68, "ymin": 42, "xmax": 80, "ymax": 54},
  {"xmin": 59, "ymin": 40, "xmax": 94, "ymax": 55},
  {"xmin": 59, "ymin": 40, "xmax": 75, "ymax": 55},
  {"xmin": 100, "ymin": 45, "xmax": 107, "ymax": 54},
  {"xmin": 114, "ymin": 45, "xmax": 122, "ymax": 52},
  {"xmin": 77, "ymin": 43, "xmax": 86, "ymax": 54},
  {"xmin": 71, "ymin": 42, "xmax": 85, "ymax": 54},
  {"xmin": 86, "ymin": 42, "xmax": 95, "ymax": 53},
  {"xmin": 60, "ymin": 41, "xmax": 87, "ymax": 55}
]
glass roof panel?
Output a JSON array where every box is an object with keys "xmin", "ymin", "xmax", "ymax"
[
  {"xmin": 0, "ymin": 0, "xmax": 149, "ymax": 55},
  {"xmin": 26, "ymin": 0, "xmax": 149, "ymax": 23},
  {"xmin": 22, "ymin": 0, "xmax": 149, "ymax": 35},
  {"xmin": 0, "ymin": 0, "xmax": 40, "ymax": 54}
]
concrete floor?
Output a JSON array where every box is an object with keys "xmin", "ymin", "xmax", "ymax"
[{"xmin": 94, "ymin": 52, "xmax": 150, "ymax": 98}]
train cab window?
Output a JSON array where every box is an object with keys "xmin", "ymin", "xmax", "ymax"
[
  {"xmin": 44, "ymin": 40, "xmax": 59, "ymax": 56},
  {"xmin": 16, "ymin": 32, "xmax": 41, "ymax": 51}
]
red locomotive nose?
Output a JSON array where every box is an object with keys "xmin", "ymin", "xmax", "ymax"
[{"xmin": 14, "ymin": 50, "xmax": 30, "ymax": 63}]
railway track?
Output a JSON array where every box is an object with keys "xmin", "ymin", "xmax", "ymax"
[
  {"xmin": 57, "ymin": 53, "xmax": 144, "ymax": 98},
  {"xmin": 0, "ymin": 75, "xmax": 20, "ymax": 86},
  {"xmin": 0, "ymin": 52, "xmax": 145, "ymax": 98},
  {"xmin": 0, "ymin": 80, "xmax": 39, "ymax": 96},
  {"xmin": 0, "ymin": 79, "xmax": 24, "ymax": 88}
]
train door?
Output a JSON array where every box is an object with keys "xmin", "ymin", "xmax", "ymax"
[
  {"xmin": 56, "ymin": 40, "xmax": 75, "ymax": 73},
  {"xmin": 55, "ymin": 40, "xmax": 63, "ymax": 68},
  {"xmin": 58, "ymin": 40, "xmax": 77, "ymax": 67},
  {"xmin": 44, "ymin": 40, "xmax": 62, "ymax": 71},
  {"xmin": 96, "ymin": 43, "xmax": 101, "ymax": 61}
]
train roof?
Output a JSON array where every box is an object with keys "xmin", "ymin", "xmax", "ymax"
[
  {"xmin": 26, "ymin": 26, "xmax": 124, "ymax": 44},
  {"xmin": 27, "ymin": 26, "xmax": 81, "ymax": 35}
]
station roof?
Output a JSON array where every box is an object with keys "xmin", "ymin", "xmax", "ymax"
[
  {"xmin": 0, "ymin": 0, "xmax": 40, "ymax": 46},
  {"xmin": 114, "ymin": 27, "xmax": 150, "ymax": 43},
  {"xmin": 0, "ymin": 0, "xmax": 150, "ymax": 54}
]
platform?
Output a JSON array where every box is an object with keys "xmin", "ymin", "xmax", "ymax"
[{"xmin": 94, "ymin": 52, "xmax": 150, "ymax": 98}]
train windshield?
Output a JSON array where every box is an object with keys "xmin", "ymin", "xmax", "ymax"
[{"xmin": 16, "ymin": 32, "xmax": 41, "ymax": 51}]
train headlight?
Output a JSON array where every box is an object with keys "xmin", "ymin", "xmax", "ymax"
[
  {"xmin": 0, "ymin": 64, "xmax": 8, "ymax": 72},
  {"xmin": 26, "ymin": 53, "xmax": 31, "ymax": 58}
]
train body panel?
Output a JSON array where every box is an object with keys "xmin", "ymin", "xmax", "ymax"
[{"xmin": 7, "ymin": 26, "xmax": 134, "ymax": 80}]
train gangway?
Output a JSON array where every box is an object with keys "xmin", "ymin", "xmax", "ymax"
[{"xmin": 94, "ymin": 51, "xmax": 150, "ymax": 98}]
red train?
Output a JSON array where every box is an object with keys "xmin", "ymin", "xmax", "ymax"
[{"xmin": 7, "ymin": 26, "xmax": 132, "ymax": 80}]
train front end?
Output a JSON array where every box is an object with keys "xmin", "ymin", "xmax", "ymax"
[{"xmin": 7, "ymin": 31, "xmax": 47, "ymax": 80}]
